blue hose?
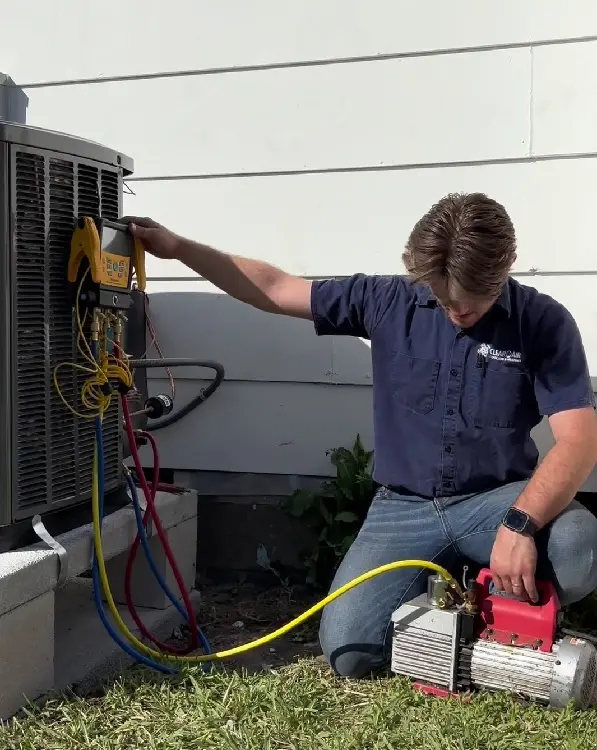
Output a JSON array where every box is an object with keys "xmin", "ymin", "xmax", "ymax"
[
  {"xmin": 126, "ymin": 471, "xmax": 212, "ymax": 656},
  {"xmin": 90, "ymin": 341, "xmax": 174, "ymax": 674}
]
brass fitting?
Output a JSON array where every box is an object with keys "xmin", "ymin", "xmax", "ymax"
[
  {"xmin": 445, "ymin": 576, "xmax": 478, "ymax": 614},
  {"xmin": 114, "ymin": 315, "xmax": 123, "ymax": 344},
  {"xmin": 91, "ymin": 309, "xmax": 101, "ymax": 341}
]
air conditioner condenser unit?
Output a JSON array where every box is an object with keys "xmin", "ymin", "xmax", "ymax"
[{"xmin": 0, "ymin": 122, "xmax": 134, "ymax": 526}]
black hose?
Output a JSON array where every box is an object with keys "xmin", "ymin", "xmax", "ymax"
[{"xmin": 128, "ymin": 358, "xmax": 225, "ymax": 432}]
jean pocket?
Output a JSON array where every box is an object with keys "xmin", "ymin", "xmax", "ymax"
[
  {"xmin": 392, "ymin": 352, "xmax": 440, "ymax": 415},
  {"xmin": 469, "ymin": 364, "xmax": 531, "ymax": 428}
]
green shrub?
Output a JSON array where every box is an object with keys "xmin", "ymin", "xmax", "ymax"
[{"xmin": 284, "ymin": 434, "xmax": 375, "ymax": 588}]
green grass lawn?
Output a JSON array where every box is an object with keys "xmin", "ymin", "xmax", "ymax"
[
  {"xmin": 1, "ymin": 589, "xmax": 597, "ymax": 750},
  {"xmin": 3, "ymin": 660, "xmax": 597, "ymax": 750}
]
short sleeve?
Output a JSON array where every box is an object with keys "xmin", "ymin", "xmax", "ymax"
[
  {"xmin": 533, "ymin": 300, "xmax": 595, "ymax": 417},
  {"xmin": 310, "ymin": 274, "xmax": 401, "ymax": 338}
]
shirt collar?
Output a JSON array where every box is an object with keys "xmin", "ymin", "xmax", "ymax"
[
  {"xmin": 495, "ymin": 282, "xmax": 512, "ymax": 317},
  {"xmin": 414, "ymin": 279, "xmax": 512, "ymax": 317}
]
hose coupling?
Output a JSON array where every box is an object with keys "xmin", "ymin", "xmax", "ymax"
[
  {"xmin": 114, "ymin": 315, "xmax": 123, "ymax": 344},
  {"xmin": 91, "ymin": 309, "xmax": 101, "ymax": 341},
  {"xmin": 446, "ymin": 576, "xmax": 474, "ymax": 611}
]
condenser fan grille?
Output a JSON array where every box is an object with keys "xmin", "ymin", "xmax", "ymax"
[{"xmin": 12, "ymin": 147, "xmax": 122, "ymax": 515}]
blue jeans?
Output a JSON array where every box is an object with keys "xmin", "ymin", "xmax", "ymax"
[{"xmin": 319, "ymin": 481, "xmax": 597, "ymax": 678}]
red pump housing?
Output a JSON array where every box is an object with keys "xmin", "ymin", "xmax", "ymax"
[{"xmin": 475, "ymin": 568, "xmax": 560, "ymax": 653}]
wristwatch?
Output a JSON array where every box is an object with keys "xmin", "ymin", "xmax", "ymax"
[{"xmin": 502, "ymin": 507, "xmax": 539, "ymax": 537}]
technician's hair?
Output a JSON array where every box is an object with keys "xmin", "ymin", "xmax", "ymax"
[{"xmin": 402, "ymin": 192, "xmax": 516, "ymax": 298}]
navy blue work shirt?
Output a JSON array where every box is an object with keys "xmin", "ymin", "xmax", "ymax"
[{"xmin": 310, "ymin": 275, "xmax": 595, "ymax": 497}]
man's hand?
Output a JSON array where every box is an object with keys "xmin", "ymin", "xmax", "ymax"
[
  {"xmin": 121, "ymin": 215, "xmax": 314, "ymax": 318},
  {"xmin": 490, "ymin": 525, "xmax": 539, "ymax": 602},
  {"xmin": 121, "ymin": 216, "xmax": 182, "ymax": 259}
]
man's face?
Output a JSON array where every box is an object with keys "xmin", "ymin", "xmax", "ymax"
[{"xmin": 430, "ymin": 280, "xmax": 500, "ymax": 329}]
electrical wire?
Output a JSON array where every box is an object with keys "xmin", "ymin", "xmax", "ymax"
[
  {"xmin": 123, "ymin": 290, "xmax": 176, "ymax": 420},
  {"xmin": 127, "ymin": 359, "xmax": 225, "ymax": 431},
  {"xmin": 53, "ymin": 270, "xmax": 103, "ymax": 420},
  {"xmin": 54, "ymin": 281, "xmax": 133, "ymax": 421},
  {"xmin": 143, "ymin": 293, "xmax": 175, "ymax": 399}
]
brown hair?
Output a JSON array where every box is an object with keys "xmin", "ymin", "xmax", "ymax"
[{"xmin": 402, "ymin": 192, "xmax": 516, "ymax": 298}]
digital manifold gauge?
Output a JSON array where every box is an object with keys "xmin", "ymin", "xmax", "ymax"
[{"xmin": 68, "ymin": 216, "xmax": 146, "ymax": 310}]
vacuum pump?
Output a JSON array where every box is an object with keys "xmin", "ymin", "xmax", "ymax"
[{"xmin": 391, "ymin": 568, "xmax": 597, "ymax": 709}]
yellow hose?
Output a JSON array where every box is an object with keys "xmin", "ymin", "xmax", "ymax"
[{"xmin": 92, "ymin": 442, "xmax": 462, "ymax": 664}]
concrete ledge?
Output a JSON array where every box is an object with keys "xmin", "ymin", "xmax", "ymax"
[
  {"xmin": 54, "ymin": 578, "xmax": 202, "ymax": 694},
  {"xmin": 106, "ymin": 513, "xmax": 197, "ymax": 609},
  {"xmin": 0, "ymin": 490, "xmax": 200, "ymax": 720},
  {"xmin": 0, "ymin": 490, "xmax": 198, "ymax": 617},
  {"xmin": 0, "ymin": 591, "xmax": 54, "ymax": 720}
]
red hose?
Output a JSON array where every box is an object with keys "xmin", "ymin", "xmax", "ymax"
[
  {"xmin": 123, "ymin": 425, "xmax": 199, "ymax": 654},
  {"xmin": 118, "ymin": 350, "xmax": 200, "ymax": 654}
]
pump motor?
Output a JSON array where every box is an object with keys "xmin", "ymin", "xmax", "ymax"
[{"xmin": 391, "ymin": 568, "xmax": 597, "ymax": 709}]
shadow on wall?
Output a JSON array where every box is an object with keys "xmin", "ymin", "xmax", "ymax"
[{"xmin": 140, "ymin": 289, "xmax": 597, "ymax": 493}]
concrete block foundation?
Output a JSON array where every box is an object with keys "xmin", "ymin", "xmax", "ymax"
[
  {"xmin": 54, "ymin": 579, "xmax": 202, "ymax": 695},
  {"xmin": 105, "ymin": 515, "xmax": 197, "ymax": 609},
  {"xmin": 0, "ymin": 490, "xmax": 199, "ymax": 720},
  {"xmin": 0, "ymin": 591, "xmax": 55, "ymax": 720}
]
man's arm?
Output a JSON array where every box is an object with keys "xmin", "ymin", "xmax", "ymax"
[
  {"xmin": 124, "ymin": 217, "xmax": 313, "ymax": 319},
  {"xmin": 491, "ymin": 407, "xmax": 597, "ymax": 602},
  {"xmin": 513, "ymin": 406, "xmax": 597, "ymax": 528},
  {"xmin": 490, "ymin": 298, "xmax": 597, "ymax": 601},
  {"xmin": 175, "ymin": 237, "xmax": 314, "ymax": 319},
  {"xmin": 124, "ymin": 216, "xmax": 397, "ymax": 336}
]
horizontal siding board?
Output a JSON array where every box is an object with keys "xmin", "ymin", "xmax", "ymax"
[
  {"xmin": 143, "ymin": 286, "xmax": 339, "ymax": 384},
  {"xmin": 141, "ymin": 377, "xmax": 597, "ymax": 491},
  {"xmin": 128, "ymin": 158, "xmax": 597, "ymax": 281},
  {"xmin": 6, "ymin": 0, "xmax": 597, "ymax": 83},
  {"xmin": 143, "ymin": 275, "xmax": 597, "ymax": 385},
  {"xmin": 533, "ymin": 41, "xmax": 597, "ymax": 155},
  {"xmin": 25, "ymin": 49, "xmax": 530, "ymax": 178},
  {"xmin": 141, "ymin": 378, "xmax": 374, "ymax": 476}
]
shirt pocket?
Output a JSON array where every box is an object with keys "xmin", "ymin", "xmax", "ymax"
[
  {"xmin": 392, "ymin": 353, "xmax": 440, "ymax": 415},
  {"xmin": 469, "ymin": 363, "xmax": 532, "ymax": 429}
]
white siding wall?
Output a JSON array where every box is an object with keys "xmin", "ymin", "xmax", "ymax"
[{"xmin": 5, "ymin": 1, "xmax": 597, "ymax": 483}]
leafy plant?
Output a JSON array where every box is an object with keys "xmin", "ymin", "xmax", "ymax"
[{"xmin": 284, "ymin": 434, "xmax": 375, "ymax": 589}]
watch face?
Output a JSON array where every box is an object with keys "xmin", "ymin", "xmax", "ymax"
[{"xmin": 505, "ymin": 508, "xmax": 528, "ymax": 532}]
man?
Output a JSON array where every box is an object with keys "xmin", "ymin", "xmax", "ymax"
[{"xmin": 124, "ymin": 192, "xmax": 597, "ymax": 679}]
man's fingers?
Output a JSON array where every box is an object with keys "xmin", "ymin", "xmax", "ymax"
[
  {"xmin": 491, "ymin": 572, "xmax": 537, "ymax": 601},
  {"xmin": 129, "ymin": 223, "xmax": 147, "ymax": 238},
  {"xmin": 523, "ymin": 573, "xmax": 539, "ymax": 603},
  {"xmin": 120, "ymin": 216, "xmax": 156, "ymax": 228},
  {"xmin": 500, "ymin": 575, "xmax": 514, "ymax": 595}
]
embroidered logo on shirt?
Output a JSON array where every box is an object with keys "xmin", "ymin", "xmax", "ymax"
[{"xmin": 477, "ymin": 343, "xmax": 522, "ymax": 364}]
